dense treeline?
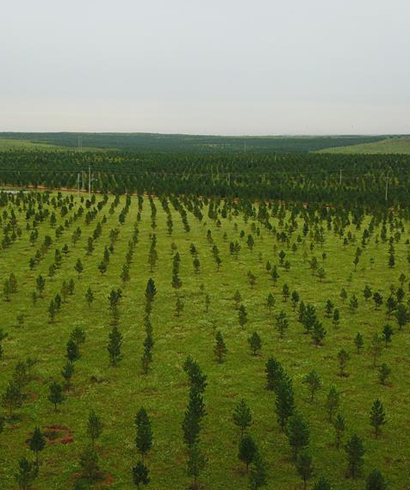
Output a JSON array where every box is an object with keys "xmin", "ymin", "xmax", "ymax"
[{"xmin": 0, "ymin": 150, "xmax": 409, "ymax": 206}]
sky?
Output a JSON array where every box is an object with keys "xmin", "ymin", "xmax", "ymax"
[{"xmin": 1, "ymin": 0, "xmax": 409, "ymax": 135}]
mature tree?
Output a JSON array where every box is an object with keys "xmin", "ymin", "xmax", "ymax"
[
  {"xmin": 366, "ymin": 469, "xmax": 388, "ymax": 490},
  {"xmin": 132, "ymin": 461, "xmax": 150, "ymax": 489},
  {"xmin": 303, "ymin": 371, "xmax": 321, "ymax": 402},
  {"xmin": 286, "ymin": 413, "xmax": 310, "ymax": 461},
  {"xmin": 29, "ymin": 427, "xmax": 46, "ymax": 465},
  {"xmin": 214, "ymin": 331, "xmax": 227, "ymax": 363},
  {"xmin": 135, "ymin": 407, "xmax": 153, "ymax": 462},
  {"xmin": 238, "ymin": 434, "xmax": 258, "ymax": 472},
  {"xmin": 233, "ymin": 399, "xmax": 253, "ymax": 438},
  {"xmin": 345, "ymin": 434, "xmax": 365, "ymax": 478},
  {"xmin": 370, "ymin": 399, "xmax": 387, "ymax": 437},
  {"xmin": 48, "ymin": 382, "xmax": 65, "ymax": 411},
  {"xmin": 107, "ymin": 326, "xmax": 123, "ymax": 366},
  {"xmin": 87, "ymin": 410, "xmax": 103, "ymax": 446}
]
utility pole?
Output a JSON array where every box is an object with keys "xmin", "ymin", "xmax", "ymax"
[
  {"xmin": 88, "ymin": 166, "xmax": 91, "ymax": 196},
  {"xmin": 77, "ymin": 173, "xmax": 80, "ymax": 198}
]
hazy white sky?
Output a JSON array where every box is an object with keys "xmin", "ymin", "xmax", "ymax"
[{"xmin": 1, "ymin": 0, "xmax": 409, "ymax": 135}]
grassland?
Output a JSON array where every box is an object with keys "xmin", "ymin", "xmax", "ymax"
[
  {"xmin": 0, "ymin": 192, "xmax": 409, "ymax": 489},
  {"xmin": 317, "ymin": 137, "xmax": 410, "ymax": 154}
]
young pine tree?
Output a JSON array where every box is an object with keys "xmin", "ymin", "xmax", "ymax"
[
  {"xmin": 107, "ymin": 326, "xmax": 123, "ymax": 366},
  {"xmin": 238, "ymin": 434, "xmax": 258, "ymax": 472},
  {"xmin": 233, "ymin": 399, "xmax": 253, "ymax": 438},
  {"xmin": 249, "ymin": 453, "xmax": 268, "ymax": 490},
  {"xmin": 132, "ymin": 461, "xmax": 150, "ymax": 489},
  {"xmin": 286, "ymin": 413, "xmax": 310, "ymax": 461},
  {"xmin": 48, "ymin": 382, "xmax": 65, "ymax": 412},
  {"xmin": 333, "ymin": 413, "xmax": 346, "ymax": 450},
  {"xmin": 135, "ymin": 407, "xmax": 153, "ymax": 462},
  {"xmin": 248, "ymin": 332, "xmax": 262, "ymax": 356},
  {"xmin": 187, "ymin": 443, "xmax": 207, "ymax": 490},
  {"xmin": 214, "ymin": 331, "xmax": 228, "ymax": 363},
  {"xmin": 29, "ymin": 427, "xmax": 46, "ymax": 465},
  {"xmin": 303, "ymin": 371, "xmax": 321, "ymax": 402},
  {"xmin": 275, "ymin": 377, "xmax": 295, "ymax": 430},
  {"xmin": 87, "ymin": 410, "xmax": 103, "ymax": 446},
  {"xmin": 15, "ymin": 457, "xmax": 38, "ymax": 489},
  {"xmin": 325, "ymin": 386, "xmax": 340, "ymax": 423},
  {"xmin": 296, "ymin": 452, "xmax": 313, "ymax": 490},
  {"xmin": 345, "ymin": 434, "xmax": 365, "ymax": 478},
  {"xmin": 366, "ymin": 469, "xmax": 388, "ymax": 490},
  {"xmin": 370, "ymin": 399, "xmax": 387, "ymax": 437},
  {"xmin": 61, "ymin": 361, "xmax": 74, "ymax": 389}
]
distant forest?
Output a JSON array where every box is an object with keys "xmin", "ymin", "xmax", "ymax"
[{"xmin": 0, "ymin": 132, "xmax": 391, "ymax": 153}]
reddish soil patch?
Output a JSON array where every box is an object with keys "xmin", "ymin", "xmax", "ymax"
[
  {"xmin": 71, "ymin": 473, "xmax": 115, "ymax": 488},
  {"xmin": 41, "ymin": 425, "xmax": 74, "ymax": 445}
]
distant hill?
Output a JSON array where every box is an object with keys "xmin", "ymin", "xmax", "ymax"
[
  {"xmin": 0, "ymin": 132, "xmax": 390, "ymax": 153},
  {"xmin": 317, "ymin": 136, "xmax": 410, "ymax": 154}
]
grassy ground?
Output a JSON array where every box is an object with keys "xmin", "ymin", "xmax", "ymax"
[
  {"xmin": 0, "ymin": 192, "xmax": 409, "ymax": 489},
  {"xmin": 317, "ymin": 137, "xmax": 410, "ymax": 154}
]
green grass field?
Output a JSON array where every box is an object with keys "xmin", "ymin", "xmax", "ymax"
[
  {"xmin": 0, "ymin": 191, "xmax": 409, "ymax": 489},
  {"xmin": 317, "ymin": 137, "xmax": 410, "ymax": 154},
  {"xmin": 0, "ymin": 138, "xmax": 62, "ymax": 152}
]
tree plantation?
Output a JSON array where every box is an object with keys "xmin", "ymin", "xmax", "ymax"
[{"xmin": 0, "ymin": 166, "xmax": 409, "ymax": 488}]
